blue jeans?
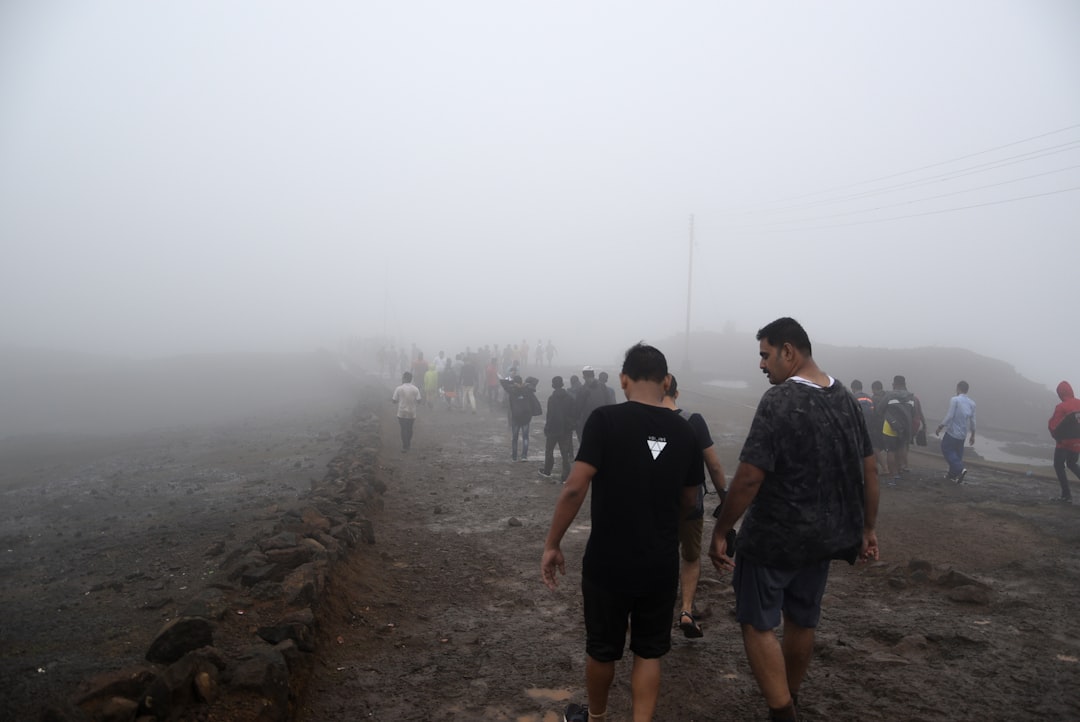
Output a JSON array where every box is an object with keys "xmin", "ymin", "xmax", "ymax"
[
  {"xmin": 512, "ymin": 420, "xmax": 531, "ymax": 460},
  {"xmin": 941, "ymin": 433, "xmax": 965, "ymax": 478}
]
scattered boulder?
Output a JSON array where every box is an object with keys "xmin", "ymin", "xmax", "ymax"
[{"xmin": 146, "ymin": 617, "xmax": 215, "ymax": 665}]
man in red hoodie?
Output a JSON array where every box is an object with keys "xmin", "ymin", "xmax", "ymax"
[{"xmin": 1048, "ymin": 381, "xmax": 1080, "ymax": 503}]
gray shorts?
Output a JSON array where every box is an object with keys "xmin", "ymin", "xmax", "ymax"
[{"xmin": 733, "ymin": 557, "xmax": 831, "ymax": 631}]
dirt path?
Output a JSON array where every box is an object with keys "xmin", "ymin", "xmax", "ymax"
[{"xmin": 297, "ymin": 384, "xmax": 1080, "ymax": 721}]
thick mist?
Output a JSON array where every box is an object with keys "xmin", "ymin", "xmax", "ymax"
[{"xmin": 1, "ymin": 2, "xmax": 1078, "ymax": 389}]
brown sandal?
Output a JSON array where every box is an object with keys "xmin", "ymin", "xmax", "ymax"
[{"xmin": 678, "ymin": 610, "xmax": 703, "ymax": 638}]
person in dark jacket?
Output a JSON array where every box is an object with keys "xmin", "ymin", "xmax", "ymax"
[
  {"xmin": 500, "ymin": 375, "xmax": 540, "ymax": 461},
  {"xmin": 574, "ymin": 366, "xmax": 610, "ymax": 444},
  {"xmin": 1049, "ymin": 380, "xmax": 1080, "ymax": 503},
  {"xmin": 598, "ymin": 371, "xmax": 617, "ymax": 406},
  {"xmin": 539, "ymin": 376, "xmax": 576, "ymax": 482}
]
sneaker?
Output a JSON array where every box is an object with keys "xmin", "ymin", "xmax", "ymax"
[
  {"xmin": 564, "ymin": 703, "xmax": 589, "ymax": 722},
  {"xmin": 957, "ymin": 468, "xmax": 967, "ymax": 484},
  {"xmin": 537, "ymin": 469, "xmax": 553, "ymax": 479},
  {"xmin": 1052, "ymin": 496, "xmax": 1073, "ymax": 504}
]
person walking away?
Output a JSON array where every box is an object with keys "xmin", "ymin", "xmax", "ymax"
[
  {"xmin": 423, "ymin": 364, "xmax": 439, "ymax": 409},
  {"xmin": 460, "ymin": 356, "xmax": 479, "ymax": 414},
  {"xmin": 391, "ymin": 372, "xmax": 421, "ymax": 452},
  {"xmin": 535, "ymin": 338, "xmax": 544, "ymax": 368},
  {"xmin": 575, "ymin": 366, "xmax": 610, "ymax": 446},
  {"xmin": 879, "ymin": 375, "xmax": 921, "ymax": 484},
  {"xmin": 539, "ymin": 376, "xmax": 576, "ymax": 482},
  {"xmin": 546, "ymin": 339, "xmax": 558, "ymax": 367},
  {"xmin": 542, "ymin": 344, "xmax": 703, "ymax": 722},
  {"xmin": 869, "ymin": 380, "xmax": 888, "ymax": 473},
  {"xmin": 411, "ymin": 352, "xmax": 428, "ymax": 395},
  {"xmin": 660, "ymin": 375, "xmax": 727, "ymax": 639},
  {"xmin": 440, "ymin": 359, "xmax": 458, "ymax": 410},
  {"xmin": 500, "ymin": 375, "xmax": 538, "ymax": 461},
  {"xmin": 935, "ymin": 381, "xmax": 976, "ymax": 483},
  {"xmin": 1049, "ymin": 380, "xmax": 1080, "ymax": 503},
  {"xmin": 599, "ymin": 371, "xmax": 617, "ymax": 406},
  {"xmin": 709, "ymin": 317, "xmax": 879, "ymax": 722},
  {"xmin": 485, "ymin": 357, "xmax": 500, "ymax": 408}
]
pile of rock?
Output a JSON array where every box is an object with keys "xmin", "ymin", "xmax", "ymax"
[{"xmin": 50, "ymin": 403, "xmax": 386, "ymax": 722}]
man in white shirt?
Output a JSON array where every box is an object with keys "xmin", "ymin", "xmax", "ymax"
[
  {"xmin": 392, "ymin": 372, "xmax": 422, "ymax": 452},
  {"xmin": 935, "ymin": 380, "xmax": 976, "ymax": 483}
]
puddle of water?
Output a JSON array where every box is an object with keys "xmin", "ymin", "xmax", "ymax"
[{"xmin": 967, "ymin": 436, "xmax": 1052, "ymax": 467}]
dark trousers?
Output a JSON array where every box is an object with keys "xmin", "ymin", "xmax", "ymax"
[
  {"xmin": 512, "ymin": 420, "xmax": 531, "ymax": 460},
  {"xmin": 941, "ymin": 433, "xmax": 966, "ymax": 478},
  {"xmin": 398, "ymin": 417, "xmax": 415, "ymax": 451},
  {"xmin": 543, "ymin": 433, "xmax": 574, "ymax": 481},
  {"xmin": 1054, "ymin": 448, "xmax": 1080, "ymax": 499}
]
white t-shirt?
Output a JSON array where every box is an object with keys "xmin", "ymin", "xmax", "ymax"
[{"xmin": 392, "ymin": 383, "xmax": 421, "ymax": 418}]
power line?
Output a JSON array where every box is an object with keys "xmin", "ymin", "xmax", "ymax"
[
  {"xmin": 721, "ymin": 164, "xmax": 1080, "ymax": 230},
  {"xmin": 752, "ymin": 185, "xmax": 1080, "ymax": 233},
  {"xmin": 757, "ymin": 141, "xmax": 1080, "ymax": 216},
  {"xmin": 717, "ymin": 123, "xmax": 1080, "ymax": 217},
  {"xmin": 768, "ymin": 123, "xmax": 1080, "ymax": 203}
]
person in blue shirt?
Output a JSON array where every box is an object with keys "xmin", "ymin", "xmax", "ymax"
[{"xmin": 935, "ymin": 381, "xmax": 976, "ymax": 483}]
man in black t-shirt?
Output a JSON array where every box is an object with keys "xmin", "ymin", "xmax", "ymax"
[
  {"xmin": 542, "ymin": 344, "xmax": 702, "ymax": 722},
  {"xmin": 709, "ymin": 317, "xmax": 880, "ymax": 722}
]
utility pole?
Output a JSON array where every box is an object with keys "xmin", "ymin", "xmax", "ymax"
[{"xmin": 683, "ymin": 214, "xmax": 694, "ymax": 373}]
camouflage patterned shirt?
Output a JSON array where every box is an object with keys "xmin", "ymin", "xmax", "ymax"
[{"xmin": 736, "ymin": 378, "xmax": 873, "ymax": 568}]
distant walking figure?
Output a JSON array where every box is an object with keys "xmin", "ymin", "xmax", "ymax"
[
  {"xmin": 1049, "ymin": 381, "xmax": 1080, "ymax": 503},
  {"xmin": 391, "ymin": 372, "xmax": 421, "ymax": 452},
  {"xmin": 935, "ymin": 381, "xmax": 976, "ymax": 483}
]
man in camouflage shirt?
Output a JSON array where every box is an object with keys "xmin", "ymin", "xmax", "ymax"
[{"xmin": 709, "ymin": 317, "xmax": 880, "ymax": 722}]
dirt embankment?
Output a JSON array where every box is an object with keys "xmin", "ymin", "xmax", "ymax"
[{"xmin": 0, "ymin": 379, "xmax": 385, "ymax": 722}]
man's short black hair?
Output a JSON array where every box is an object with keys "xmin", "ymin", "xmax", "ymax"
[
  {"xmin": 850, "ymin": 379, "xmax": 863, "ymax": 391},
  {"xmin": 756, "ymin": 317, "xmax": 812, "ymax": 356},
  {"xmin": 621, "ymin": 342, "xmax": 668, "ymax": 383},
  {"xmin": 552, "ymin": 376, "xmax": 564, "ymax": 388},
  {"xmin": 871, "ymin": 380, "xmax": 884, "ymax": 391},
  {"xmin": 893, "ymin": 375, "xmax": 906, "ymax": 389},
  {"xmin": 957, "ymin": 380, "xmax": 969, "ymax": 393},
  {"xmin": 666, "ymin": 374, "xmax": 679, "ymax": 398},
  {"xmin": 402, "ymin": 372, "xmax": 412, "ymax": 383}
]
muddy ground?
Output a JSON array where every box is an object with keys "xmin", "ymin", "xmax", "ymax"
[{"xmin": 3, "ymin": 369, "xmax": 1080, "ymax": 721}]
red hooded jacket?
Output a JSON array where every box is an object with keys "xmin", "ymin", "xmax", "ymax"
[{"xmin": 1049, "ymin": 381, "xmax": 1080, "ymax": 452}]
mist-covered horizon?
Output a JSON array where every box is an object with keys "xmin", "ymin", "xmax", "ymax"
[{"xmin": 2, "ymin": 2, "xmax": 1078, "ymax": 390}]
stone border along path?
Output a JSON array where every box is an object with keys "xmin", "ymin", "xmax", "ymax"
[{"xmin": 50, "ymin": 393, "xmax": 387, "ymax": 722}]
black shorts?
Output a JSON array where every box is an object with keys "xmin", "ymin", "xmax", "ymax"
[
  {"xmin": 733, "ymin": 557, "xmax": 831, "ymax": 631},
  {"xmin": 880, "ymin": 434, "xmax": 906, "ymax": 452},
  {"xmin": 581, "ymin": 575, "xmax": 677, "ymax": 662}
]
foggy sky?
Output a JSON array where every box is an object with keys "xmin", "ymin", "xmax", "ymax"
[{"xmin": 1, "ymin": 1, "xmax": 1078, "ymax": 388}]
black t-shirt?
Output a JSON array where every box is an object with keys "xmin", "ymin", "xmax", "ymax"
[
  {"xmin": 678, "ymin": 409, "xmax": 714, "ymax": 520},
  {"xmin": 577, "ymin": 401, "xmax": 704, "ymax": 594},
  {"xmin": 737, "ymin": 379, "xmax": 873, "ymax": 568}
]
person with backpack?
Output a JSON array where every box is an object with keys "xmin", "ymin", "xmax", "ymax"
[
  {"xmin": 879, "ymin": 375, "xmax": 925, "ymax": 484},
  {"xmin": 500, "ymin": 375, "xmax": 541, "ymax": 461},
  {"xmin": 1048, "ymin": 380, "xmax": 1080, "ymax": 503}
]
